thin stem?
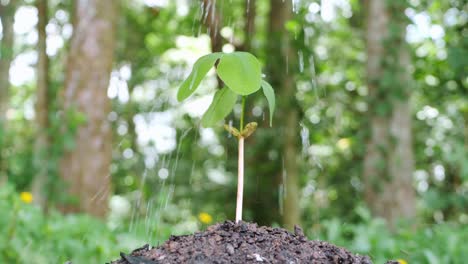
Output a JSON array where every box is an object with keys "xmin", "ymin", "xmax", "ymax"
[
  {"xmin": 240, "ymin": 96, "xmax": 246, "ymax": 131},
  {"xmin": 236, "ymin": 96, "xmax": 247, "ymax": 223},
  {"xmin": 236, "ymin": 137, "xmax": 244, "ymax": 223}
]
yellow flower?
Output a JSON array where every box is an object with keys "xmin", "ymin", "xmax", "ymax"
[
  {"xmin": 198, "ymin": 212, "xmax": 213, "ymax": 224},
  {"xmin": 336, "ymin": 138, "xmax": 351, "ymax": 150},
  {"xmin": 20, "ymin": 192, "xmax": 33, "ymax": 204},
  {"xmin": 397, "ymin": 259, "xmax": 408, "ymax": 264}
]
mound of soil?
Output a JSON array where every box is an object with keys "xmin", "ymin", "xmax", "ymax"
[{"xmin": 111, "ymin": 221, "xmax": 375, "ymax": 264}]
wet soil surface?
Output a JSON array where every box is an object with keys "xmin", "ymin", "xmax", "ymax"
[{"xmin": 111, "ymin": 221, "xmax": 375, "ymax": 264}]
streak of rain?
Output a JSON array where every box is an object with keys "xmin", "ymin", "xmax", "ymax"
[
  {"xmin": 188, "ymin": 129, "xmax": 200, "ymax": 185},
  {"xmin": 298, "ymin": 50, "xmax": 304, "ymax": 73},
  {"xmin": 171, "ymin": 128, "xmax": 193, "ymax": 182},
  {"xmin": 292, "ymin": 0, "xmax": 301, "ymax": 14},
  {"xmin": 300, "ymin": 122, "xmax": 309, "ymax": 156},
  {"xmin": 227, "ymin": 119, "xmax": 234, "ymax": 138},
  {"xmin": 278, "ymin": 157, "xmax": 286, "ymax": 216},
  {"xmin": 309, "ymin": 54, "xmax": 320, "ymax": 100}
]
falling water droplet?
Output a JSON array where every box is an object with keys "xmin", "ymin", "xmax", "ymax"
[
  {"xmin": 279, "ymin": 157, "xmax": 286, "ymax": 216},
  {"xmin": 165, "ymin": 184, "xmax": 175, "ymax": 209},
  {"xmin": 210, "ymin": 1, "xmax": 215, "ymax": 26},
  {"xmin": 145, "ymin": 200, "xmax": 152, "ymax": 235},
  {"xmin": 278, "ymin": 184, "xmax": 284, "ymax": 216},
  {"xmin": 298, "ymin": 50, "xmax": 304, "ymax": 73},
  {"xmin": 309, "ymin": 55, "xmax": 319, "ymax": 100},
  {"xmin": 171, "ymin": 128, "xmax": 192, "ymax": 182},
  {"xmin": 227, "ymin": 120, "xmax": 234, "ymax": 138},
  {"xmin": 292, "ymin": 0, "xmax": 301, "ymax": 14},
  {"xmin": 189, "ymin": 161, "xmax": 196, "ymax": 185},
  {"xmin": 202, "ymin": 1, "xmax": 210, "ymax": 23},
  {"xmin": 189, "ymin": 130, "xmax": 199, "ymax": 185},
  {"xmin": 300, "ymin": 123, "xmax": 309, "ymax": 155}
]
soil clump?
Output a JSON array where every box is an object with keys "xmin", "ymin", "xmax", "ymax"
[{"xmin": 111, "ymin": 221, "xmax": 374, "ymax": 264}]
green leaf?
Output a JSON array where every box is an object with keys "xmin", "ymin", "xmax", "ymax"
[
  {"xmin": 216, "ymin": 52, "xmax": 261, "ymax": 96},
  {"xmin": 177, "ymin": 53, "xmax": 223, "ymax": 101},
  {"xmin": 201, "ymin": 88, "xmax": 238, "ymax": 127},
  {"xmin": 261, "ymin": 80, "xmax": 275, "ymax": 126}
]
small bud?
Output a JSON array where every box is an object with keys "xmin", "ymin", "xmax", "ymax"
[
  {"xmin": 224, "ymin": 124, "xmax": 241, "ymax": 138},
  {"xmin": 241, "ymin": 122, "xmax": 257, "ymax": 138}
]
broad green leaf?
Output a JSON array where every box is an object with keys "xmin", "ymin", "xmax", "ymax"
[
  {"xmin": 201, "ymin": 88, "xmax": 238, "ymax": 127},
  {"xmin": 261, "ymin": 80, "xmax": 275, "ymax": 126},
  {"xmin": 177, "ymin": 53, "xmax": 223, "ymax": 101},
  {"xmin": 216, "ymin": 52, "xmax": 261, "ymax": 96}
]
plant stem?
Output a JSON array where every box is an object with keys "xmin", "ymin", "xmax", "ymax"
[
  {"xmin": 236, "ymin": 96, "xmax": 246, "ymax": 223},
  {"xmin": 236, "ymin": 136, "xmax": 244, "ymax": 223},
  {"xmin": 240, "ymin": 96, "xmax": 246, "ymax": 131}
]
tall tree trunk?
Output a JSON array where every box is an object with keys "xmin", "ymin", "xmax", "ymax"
[
  {"xmin": 0, "ymin": 0, "xmax": 16, "ymax": 182},
  {"xmin": 32, "ymin": 0, "xmax": 50, "ymax": 208},
  {"xmin": 243, "ymin": 0, "xmax": 256, "ymax": 51},
  {"xmin": 202, "ymin": 0, "xmax": 223, "ymax": 53},
  {"xmin": 202, "ymin": 0, "xmax": 224, "ymax": 88},
  {"xmin": 363, "ymin": 0, "xmax": 415, "ymax": 227},
  {"xmin": 60, "ymin": 0, "xmax": 118, "ymax": 217},
  {"xmin": 267, "ymin": 0, "xmax": 300, "ymax": 230}
]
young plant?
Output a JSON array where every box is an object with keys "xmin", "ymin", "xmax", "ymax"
[{"xmin": 177, "ymin": 52, "xmax": 275, "ymax": 223}]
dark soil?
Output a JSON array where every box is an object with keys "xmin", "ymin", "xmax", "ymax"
[{"xmin": 110, "ymin": 221, "xmax": 376, "ymax": 264}]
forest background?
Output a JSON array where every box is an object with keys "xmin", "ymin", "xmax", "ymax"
[{"xmin": 0, "ymin": 0, "xmax": 467, "ymax": 263}]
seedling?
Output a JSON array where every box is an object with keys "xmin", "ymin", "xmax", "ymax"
[{"xmin": 177, "ymin": 52, "xmax": 275, "ymax": 222}]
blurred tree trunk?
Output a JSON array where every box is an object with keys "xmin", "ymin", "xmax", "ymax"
[
  {"xmin": 202, "ymin": 0, "xmax": 223, "ymax": 53},
  {"xmin": 364, "ymin": 0, "xmax": 415, "ymax": 226},
  {"xmin": 0, "ymin": 0, "xmax": 16, "ymax": 182},
  {"xmin": 242, "ymin": 0, "xmax": 255, "ymax": 51},
  {"xmin": 202, "ymin": 0, "xmax": 224, "ymax": 88},
  {"xmin": 267, "ymin": 0, "xmax": 300, "ymax": 230},
  {"xmin": 32, "ymin": 0, "xmax": 50, "ymax": 208},
  {"xmin": 60, "ymin": 0, "xmax": 118, "ymax": 217}
]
